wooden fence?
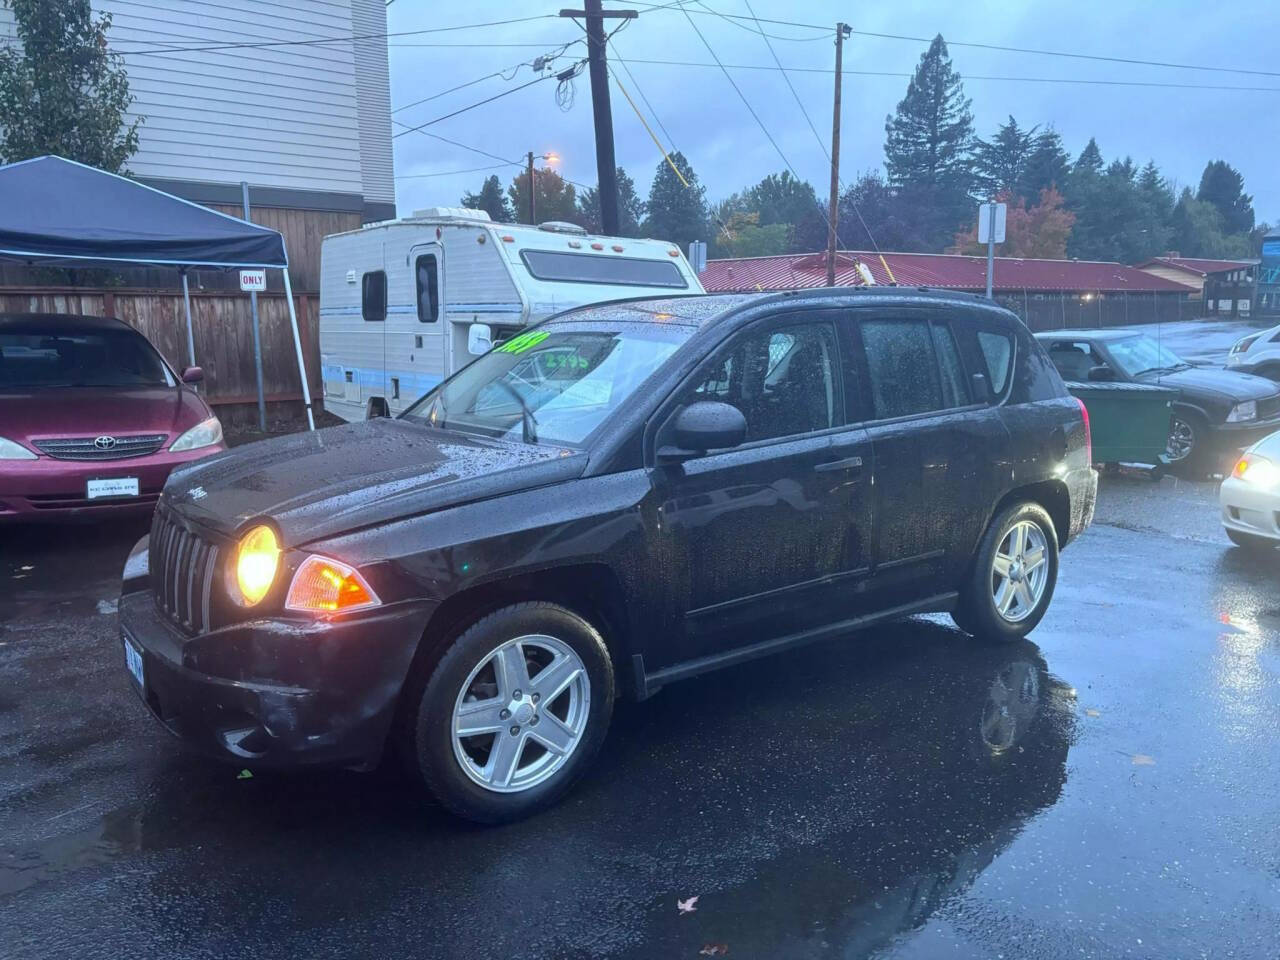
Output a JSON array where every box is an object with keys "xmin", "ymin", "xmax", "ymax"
[{"xmin": 0, "ymin": 287, "xmax": 321, "ymax": 425}]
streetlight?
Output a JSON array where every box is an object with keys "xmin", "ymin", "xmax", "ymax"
[{"xmin": 526, "ymin": 151, "xmax": 560, "ymax": 225}]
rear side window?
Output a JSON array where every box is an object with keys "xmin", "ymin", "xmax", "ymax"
[
  {"xmin": 362, "ymin": 270, "xmax": 387, "ymax": 322},
  {"xmin": 520, "ymin": 250, "xmax": 688, "ymax": 289},
  {"xmin": 416, "ymin": 255, "xmax": 440, "ymax": 323},
  {"xmin": 861, "ymin": 318, "xmax": 969, "ymax": 420},
  {"xmin": 976, "ymin": 330, "xmax": 1014, "ymax": 395}
]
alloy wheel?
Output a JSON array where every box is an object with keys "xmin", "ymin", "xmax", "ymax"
[
  {"xmin": 451, "ymin": 633, "xmax": 590, "ymax": 793},
  {"xmin": 1167, "ymin": 416, "xmax": 1195, "ymax": 462},
  {"xmin": 990, "ymin": 520, "xmax": 1050, "ymax": 624}
]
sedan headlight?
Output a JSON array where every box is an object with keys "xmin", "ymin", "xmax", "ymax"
[
  {"xmin": 286, "ymin": 556, "xmax": 381, "ymax": 614},
  {"xmin": 234, "ymin": 524, "xmax": 280, "ymax": 606},
  {"xmin": 1231, "ymin": 334, "xmax": 1261, "ymax": 355},
  {"xmin": 0, "ymin": 436, "xmax": 36, "ymax": 460},
  {"xmin": 1233, "ymin": 453, "xmax": 1279, "ymax": 488},
  {"xmin": 1226, "ymin": 401, "xmax": 1258, "ymax": 423},
  {"xmin": 170, "ymin": 417, "xmax": 223, "ymax": 452}
]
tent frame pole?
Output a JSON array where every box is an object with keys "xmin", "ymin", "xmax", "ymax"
[
  {"xmin": 181, "ymin": 270, "xmax": 196, "ymax": 368},
  {"xmin": 282, "ymin": 269, "xmax": 315, "ymax": 431}
]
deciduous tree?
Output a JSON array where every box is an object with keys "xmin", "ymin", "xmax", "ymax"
[
  {"xmin": 508, "ymin": 167, "xmax": 577, "ymax": 225},
  {"xmin": 949, "ymin": 187, "xmax": 1075, "ymax": 259}
]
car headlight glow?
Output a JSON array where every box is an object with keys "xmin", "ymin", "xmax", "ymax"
[
  {"xmin": 1233, "ymin": 453, "xmax": 1279, "ymax": 488},
  {"xmin": 234, "ymin": 524, "xmax": 280, "ymax": 606},
  {"xmin": 170, "ymin": 417, "xmax": 224, "ymax": 452},
  {"xmin": 0, "ymin": 436, "xmax": 36, "ymax": 460},
  {"xmin": 1226, "ymin": 401, "xmax": 1258, "ymax": 423},
  {"xmin": 286, "ymin": 555, "xmax": 381, "ymax": 614}
]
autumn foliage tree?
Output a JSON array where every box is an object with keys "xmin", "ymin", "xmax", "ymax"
[{"xmin": 948, "ymin": 188, "xmax": 1075, "ymax": 259}]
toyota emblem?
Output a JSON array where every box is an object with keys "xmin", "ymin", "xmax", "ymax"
[{"xmin": 94, "ymin": 436, "xmax": 117, "ymax": 450}]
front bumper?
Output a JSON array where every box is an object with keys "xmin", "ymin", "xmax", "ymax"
[
  {"xmin": 1220, "ymin": 476, "xmax": 1280, "ymax": 542},
  {"xmin": 119, "ymin": 541, "xmax": 436, "ymax": 769},
  {"xmin": 1214, "ymin": 418, "xmax": 1280, "ymax": 456}
]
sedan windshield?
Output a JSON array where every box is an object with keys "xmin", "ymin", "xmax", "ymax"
[
  {"xmin": 1106, "ymin": 334, "xmax": 1191, "ymax": 377},
  {"xmin": 402, "ymin": 322, "xmax": 693, "ymax": 446},
  {"xmin": 0, "ymin": 330, "xmax": 174, "ymax": 391}
]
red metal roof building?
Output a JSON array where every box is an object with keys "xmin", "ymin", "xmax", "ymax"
[
  {"xmin": 1135, "ymin": 256, "xmax": 1259, "ymax": 319},
  {"xmin": 1136, "ymin": 256, "xmax": 1256, "ymax": 280}
]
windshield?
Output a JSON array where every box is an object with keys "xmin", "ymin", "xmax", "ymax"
[
  {"xmin": 0, "ymin": 329, "xmax": 175, "ymax": 391},
  {"xmin": 1105, "ymin": 335, "xmax": 1190, "ymax": 377},
  {"xmin": 402, "ymin": 322, "xmax": 693, "ymax": 446}
]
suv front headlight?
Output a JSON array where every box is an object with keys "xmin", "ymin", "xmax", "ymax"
[
  {"xmin": 1226, "ymin": 401, "xmax": 1258, "ymax": 423},
  {"xmin": 0, "ymin": 436, "xmax": 36, "ymax": 460},
  {"xmin": 170, "ymin": 417, "xmax": 223, "ymax": 452}
]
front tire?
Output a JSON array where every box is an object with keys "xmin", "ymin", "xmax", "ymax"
[
  {"xmin": 1166, "ymin": 411, "xmax": 1211, "ymax": 478},
  {"xmin": 402, "ymin": 602, "xmax": 614, "ymax": 824},
  {"xmin": 952, "ymin": 502, "xmax": 1059, "ymax": 642}
]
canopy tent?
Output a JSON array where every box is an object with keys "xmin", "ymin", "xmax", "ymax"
[{"xmin": 0, "ymin": 155, "xmax": 313, "ymax": 428}]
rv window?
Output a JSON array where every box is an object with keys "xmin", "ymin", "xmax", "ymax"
[
  {"xmin": 520, "ymin": 250, "xmax": 688, "ymax": 289},
  {"xmin": 362, "ymin": 270, "xmax": 387, "ymax": 322},
  {"xmin": 416, "ymin": 254, "xmax": 440, "ymax": 323}
]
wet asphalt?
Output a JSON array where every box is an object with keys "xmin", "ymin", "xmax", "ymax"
[{"xmin": 3, "ymin": 471, "xmax": 1279, "ymax": 959}]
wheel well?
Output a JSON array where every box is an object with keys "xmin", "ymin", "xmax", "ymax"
[
  {"xmin": 405, "ymin": 563, "xmax": 634, "ymax": 699},
  {"xmin": 994, "ymin": 479, "xmax": 1071, "ymax": 547}
]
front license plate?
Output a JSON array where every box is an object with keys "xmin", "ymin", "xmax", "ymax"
[
  {"xmin": 123, "ymin": 636, "xmax": 145, "ymax": 689},
  {"xmin": 87, "ymin": 477, "xmax": 139, "ymax": 500}
]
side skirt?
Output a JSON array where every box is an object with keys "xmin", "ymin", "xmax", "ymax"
[{"xmin": 631, "ymin": 591, "xmax": 959, "ymax": 700}]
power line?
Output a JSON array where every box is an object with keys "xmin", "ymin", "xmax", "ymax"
[
  {"xmin": 112, "ymin": 14, "xmax": 559, "ymax": 56},
  {"xmin": 613, "ymin": 58, "xmax": 1280, "ymax": 92},
  {"xmin": 631, "ymin": 1, "xmax": 1280, "ymax": 79},
  {"xmin": 396, "ymin": 162, "xmax": 512, "ymax": 180},
  {"xmin": 393, "ymin": 69, "xmax": 579, "ymax": 138},
  {"xmin": 391, "ymin": 42, "xmax": 582, "ymax": 115},
  {"xmin": 392, "ymin": 123, "xmax": 594, "ymax": 193}
]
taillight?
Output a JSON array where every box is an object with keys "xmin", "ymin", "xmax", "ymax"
[{"xmin": 1075, "ymin": 396, "xmax": 1091, "ymax": 465}]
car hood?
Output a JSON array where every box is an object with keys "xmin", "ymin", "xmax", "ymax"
[
  {"xmin": 1144, "ymin": 366, "xmax": 1280, "ymax": 403},
  {"xmin": 162, "ymin": 418, "xmax": 585, "ymax": 545},
  {"xmin": 0, "ymin": 385, "xmax": 206, "ymax": 443}
]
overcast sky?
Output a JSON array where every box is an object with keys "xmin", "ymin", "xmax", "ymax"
[{"xmin": 388, "ymin": 1, "xmax": 1278, "ymax": 235}]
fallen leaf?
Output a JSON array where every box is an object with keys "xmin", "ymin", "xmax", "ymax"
[
  {"xmin": 677, "ymin": 896, "xmax": 699, "ymax": 915},
  {"xmin": 1085, "ymin": 708, "xmax": 1101, "ymax": 718},
  {"xmin": 699, "ymin": 945, "xmax": 728, "ymax": 957},
  {"xmin": 237, "ymin": 769, "xmax": 254, "ymax": 780},
  {"xmin": 1131, "ymin": 754, "xmax": 1155, "ymax": 766}
]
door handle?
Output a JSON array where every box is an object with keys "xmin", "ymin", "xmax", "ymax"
[{"xmin": 813, "ymin": 455, "xmax": 863, "ymax": 473}]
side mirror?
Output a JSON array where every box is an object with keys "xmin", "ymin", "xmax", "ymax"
[
  {"xmin": 181, "ymin": 366, "xmax": 204, "ymax": 384},
  {"xmin": 1087, "ymin": 364, "xmax": 1116, "ymax": 382},
  {"xmin": 658, "ymin": 401, "xmax": 747, "ymax": 462},
  {"xmin": 467, "ymin": 323, "xmax": 493, "ymax": 356}
]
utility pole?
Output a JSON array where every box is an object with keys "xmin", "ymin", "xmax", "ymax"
[
  {"xmin": 826, "ymin": 23, "xmax": 851, "ymax": 287},
  {"xmin": 561, "ymin": 1, "xmax": 636, "ymax": 235},
  {"xmin": 527, "ymin": 151, "xmax": 536, "ymax": 225}
]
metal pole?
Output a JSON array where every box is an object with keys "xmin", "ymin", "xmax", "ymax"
[
  {"xmin": 282, "ymin": 269, "xmax": 315, "ymax": 431},
  {"xmin": 181, "ymin": 270, "xmax": 196, "ymax": 368},
  {"xmin": 826, "ymin": 23, "xmax": 849, "ymax": 287},
  {"xmin": 527, "ymin": 151, "xmax": 536, "ymax": 225},
  {"xmin": 242, "ymin": 181, "xmax": 267, "ymax": 432},
  {"xmin": 985, "ymin": 203, "xmax": 995, "ymax": 299}
]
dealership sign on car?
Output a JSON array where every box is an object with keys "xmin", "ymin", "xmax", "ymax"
[{"xmin": 239, "ymin": 269, "xmax": 267, "ymax": 292}]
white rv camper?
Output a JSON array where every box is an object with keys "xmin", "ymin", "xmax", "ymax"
[{"xmin": 318, "ymin": 208, "xmax": 705, "ymax": 421}]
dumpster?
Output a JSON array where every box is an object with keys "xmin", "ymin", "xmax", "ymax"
[{"xmin": 1065, "ymin": 380, "xmax": 1178, "ymax": 467}]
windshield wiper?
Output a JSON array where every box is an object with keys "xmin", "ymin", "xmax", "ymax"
[{"xmin": 492, "ymin": 379, "xmax": 539, "ymax": 445}]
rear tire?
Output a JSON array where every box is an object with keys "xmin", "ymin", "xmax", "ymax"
[
  {"xmin": 400, "ymin": 602, "xmax": 614, "ymax": 824},
  {"xmin": 1226, "ymin": 527, "xmax": 1277, "ymax": 553},
  {"xmin": 952, "ymin": 502, "xmax": 1059, "ymax": 643}
]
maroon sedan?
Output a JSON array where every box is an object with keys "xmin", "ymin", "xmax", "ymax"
[{"xmin": 0, "ymin": 313, "xmax": 227, "ymax": 520}]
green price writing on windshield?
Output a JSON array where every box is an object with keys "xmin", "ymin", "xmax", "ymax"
[{"xmin": 497, "ymin": 331, "xmax": 550, "ymax": 355}]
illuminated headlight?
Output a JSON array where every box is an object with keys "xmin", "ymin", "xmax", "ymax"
[
  {"xmin": 286, "ymin": 555, "xmax": 381, "ymax": 614},
  {"xmin": 0, "ymin": 436, "xmax": 36, "ymax": 460},
  {"xmin": 233, "ymin": 525, "xmax": 280, "ymax": 606},
  {"xmin": 170, "ymin": 417, "xmax": 224, "ymax": 452},
  {"xmin": 1226, "ymin": 401, "xmax": 1258, "ymax": 423},
  {"xmin": 1233, "ymin": 453, "xmax": 1279, "ymax": 488}
]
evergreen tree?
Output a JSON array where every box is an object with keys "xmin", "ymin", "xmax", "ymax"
[
  {"xmin": 1072, "ymin": 138, "xmax": 1105, "ymax": 177},
  {"xmin": 642, "ymin": 152, "xmax": 708, "ymax": 250},
  {"xmin": 574, "ymin": 167, "xmax": 644, "ymax": 236},
  {"xmin": 1171, "ymin": 188, "xmax": 1252, "ymax": 259},
  {"xmin": 1018, "ymin": 128, "xmax": 1071, "ymax": 200},
  {"xmin": 1064, "ymin": 138, "xmax": 1107, "ymax": 259},
  {"xmin": 1196, "ymin": 160, "xmax": 1254, "ymax": 235},
  {"xmin": 882, "ymin": 35, "xmax": 975, "ymax": 251},
  {"xmin": 460, "ymin": 174, "xmax": 513, "ymax": 223},
  {"xmin": 972, "ymin": 116, "xmax": 1037, "ymax": 199},
  {"xmin": 0, "ymin": 0, "xmax": 141, "ymax": 170},
  {"xmin": 507, "ymin": 167, "xmax": 577, "ymax": 225}
]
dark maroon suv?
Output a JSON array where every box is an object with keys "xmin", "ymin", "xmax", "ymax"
[{"xmin": 0, "ymin": 313, "xmax": 226, "ymax": 520}]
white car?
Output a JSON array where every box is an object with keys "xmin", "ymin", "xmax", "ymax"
[
  {"xmin": 1226, "ymin": 324, "xmax": 1280, "ymax": 381},
  {"xmin": 1221, "ymin": 430, "xmax": 1280, "ymax": 551}
]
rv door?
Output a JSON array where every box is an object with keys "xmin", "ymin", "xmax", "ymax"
[{"xmin": 406, "ymin": 242, "xmax": 446, "ymax": 404}]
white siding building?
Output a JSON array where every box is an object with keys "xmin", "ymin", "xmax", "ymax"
[{"xmin": 1, "ymin": 0, "xmax": 395, "ymax": 222}]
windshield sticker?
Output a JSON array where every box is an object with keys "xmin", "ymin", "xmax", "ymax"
[{"xmin": 497, "ymin": 331, "xmax": 550, "ymax": 355}]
